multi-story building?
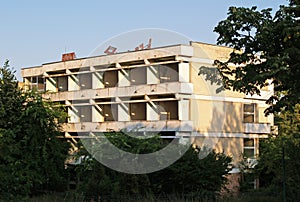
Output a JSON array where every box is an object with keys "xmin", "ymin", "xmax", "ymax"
[{"xmin": 21, "ymin": 41, "xmax": 274, "ymax": 170}]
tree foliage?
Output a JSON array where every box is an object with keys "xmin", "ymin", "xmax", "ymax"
[
  {"xmin": 73, "ymin": 132, "xmax": 232, "ymax": 201},
  {"xmin": 212, "ymin": 1, "xmax": 300, "ymax": 114},
  {"xmin": 208, "ymin": 1, "xmax": 300, "ymax": 201},
  {"xmin": 0, "ymin": 61, "xmax": 70, "ymax": 200},
  {"xmin": 255, "ymin": 104, "xmax": 300, "ymax": 201}
]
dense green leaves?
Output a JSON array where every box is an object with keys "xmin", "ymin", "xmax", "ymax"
[
  {"xmin": 0, "ymin": 61, "xmax": 70, "ymax": 200},
  {"xmin": 255, "ymin": 104, "xmax": 300, "ymax": 201},
  {"xmin": 210, "ymin": 1, "xmax": 300, "ymax": 200},
  {"xmin": 213, "ymin": 1, "xmax": 300, "ymax": 114},
  {"xmin": 74, "ymin": 133, "xmax": 232, "ymax": 201}
]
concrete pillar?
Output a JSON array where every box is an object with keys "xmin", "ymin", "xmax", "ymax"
[
  {"xmin": 178, "ymin": 63, "xmax": 190, "ymax": 82},
  {"xmin": 146, "ymin": 102, "xmax": 159, "ymax": 121},
  {"xmin": 118, "ymin": 69, "xmax": 130, "ymax": 87},
  {"xmin": 45, "ymin": 77, "xmax": 57, "ymax": 92},
  {"xmin": 147, "ymin": 66, "xmax": 159, "ymax": 84},
  {"xmin": 68, "ymin": 106, "xmax": 79, "ymax": 123},
  {"xmin": 117, "ymin": 103, "xmax": 129, "ymax": 121},
  {"xmin": 24, "ymin": 77, "xmax": 31, "ymax": 91},
  {"xmin": 92, "ymin": 72, "xmax": 104, "ymax": 89},
  {"xmin": 68, "ymin": 75, "xmax": 80, "ymax": 91},
  {"xmin": 116, "ymin": 97, "xmax": 129, "ymax": 121},
  {"xmin": 178, "ymin": 100, "xmax": 189, "ymax": 120},
  {"xmin": 92, "ymin": 105, "xmax": 104, "ymax": 122}
]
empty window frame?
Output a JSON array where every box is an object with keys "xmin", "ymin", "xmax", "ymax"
[
  {"xmin": 244, "ymin": 103, "xmax": 256, "ymax": 123},
  {"xmin": 101, "ymin": 104, "xmax": 118, "ymax": 121},
  {"xmin": 130, "ymin": 103, "xmax": 146, "ymax": 120},
  {"xmin": 78, "ymin": 73, "xmax": 92, "ymax": 90},
  {"xmin": 159, "ymin": 63, "xmax": 179, "ymax": 83},
  {"xmin": 157, "ymin": 101, "xmax": 178, "ymax": 120},
  {"xmin": 25, "ymin": 76, "xmax": 45, "ymax": 91},
  {"xmin": 130, "ymin": 67, "xmax": 146, "ymax": 85},
  {"xmin": 57, "ymin": 76, "xmax": 68, "ymax": 92},
  {"xmin": 103, "ymin": 70, "xmax": 118, "ymax": 88},
  {"xmin": 243, "ymin": 138, "xmax": 255, "ymax": 158},
  {"xmin": 77, "ymin": 106, "xmax": 92, "ymax": 122}
]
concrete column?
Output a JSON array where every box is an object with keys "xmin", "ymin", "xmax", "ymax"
[
  {"xmin": 178, "ymin": 100, "xmax": 189, "ymax": 120},
  {"xmin": 178, "ymin": 63, "xmax": 190, "ymax": 82},
  {"xmin": 68, "ymin": 75, "xmax": 80, "ymax": 91},
  {"xmin": 68, "ymin": 106, "xmax": 79, "ymax": 123},
  {"xmin": 147, "ymin": 66, "xmax": 159, "ymax": 84},
  {"xmin": 92, "ymin": 105, "xmax": 104, "ymax": 122},
  {"xmin": 118, "ymin": 69, "xmax": 130, "ymax": 87},
  {"xmin": 45, "ymin": 77, "xmax": 57, "ymax": 92},
  {"xmin": 92, "ymin": 72, "xmax": 104, "ymax": 89},
  {"xmin": 146, "ymin": 102, "xmax": 159, "ymax": 121},
  {"xmin": 24, "ymin": 77, "xmax": 31, "ymax": 91},
  {"xmin": 116, "ymin": 97, "xmax": 129, "ymax": 121}
]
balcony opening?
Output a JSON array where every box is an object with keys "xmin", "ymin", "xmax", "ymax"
[
  {"xmin": 159, "ymin": 63, "xmax": 179, "ymax": 83},
  {"xmin": 77, "ymin": 106, "xmax": 92, "ymax": 122},
  {"xmin": 101, "ymin": 104, "xmax": 118, "ymax": 121},
  {"xmin": 130, "ymin": 103, "xmax": 146, "ymax": 121},
  {"xmin": 130, "ymin": 67, "xmax": 146, "ymax": 85},
  {"xmin": 157, "ymin": 101, "xmax": 178, "ymax": 120},
  {"xmin": 103, "ymin": 70, "xmax": 118, "ymax": 88},
  {"xmin": 78, "ymin": 73, "xmax": 92, "ymax": 90},
  {"xmin": 57, "ymin": 76, "xmax": 68, "ymax": 92}
]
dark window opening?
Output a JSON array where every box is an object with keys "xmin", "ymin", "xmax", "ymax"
[
  {"xmin": 101, "ymin": 104, "xmax": 118, "ymax": 121},
  {"xmin": 103, "ymin": 70, "xmax": 118, "ymax": 88},
  {"xmin": 130, "ymin": 67, "xmax": 146, "ymax": 85},
  {"xmin": 157, "ymin": 101, "xmax": 178, "ymax": 120},
  {"xmin": 130, "ymin": 103, "xmax": 146, "ymax": 120},
  {"xmin": 78, "ymin": 73, "xmax": 92, "ymax": 90},
  {"xmin": 159, "ymin": 63, "xmax": 179, "ymax": 83}
]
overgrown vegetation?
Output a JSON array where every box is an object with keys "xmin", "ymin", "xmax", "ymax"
[
  {"xmin": 0, "ymin": 61, "xmax": 71, "ymax": 200},
  {"xmin": 73, "ymin": 132, "xmax": 232, "ymax": 201}
]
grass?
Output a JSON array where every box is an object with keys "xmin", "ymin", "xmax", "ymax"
[{"xmin": 28, "ymin": 191, "xmax": 282, "ymax": 202}]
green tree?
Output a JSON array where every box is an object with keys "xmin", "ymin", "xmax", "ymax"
[
  {"xmin": 255, "ymin": 105, "xmax": 300, "ymax": 201},
  {"xmin": 209, "ymin": 2, "xmax": 300, "ymax": 200},
  {"xmin": 211, "ymin": 1, "xmax": 300, "ymax": 114},
  {"xmin": 74, "ymin": 132, "xmax": 231, "ymax": 200},
  {"xmin": 151, "ymin": 146, "xmax": 232, "ymax": 199},
  {"xmin": 0, "ymin": 61, "xmax": 70, "ymax": 200}
]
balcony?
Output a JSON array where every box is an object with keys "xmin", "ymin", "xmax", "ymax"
[
  {"xmin": 44, "ymin": 82, "xmax": 193, "ymax": 101},
  {"xmin": 62, "ymin": 120, "xmax": 193, "ymax": 134},
  {"xmin": 244, "ymin": 123, "xmax": 271, "ymax": 134}
]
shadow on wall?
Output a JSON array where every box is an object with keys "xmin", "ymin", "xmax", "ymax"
[{"xmin": 193, "ymin": 101, "xmax": 244, "ymax": 166}]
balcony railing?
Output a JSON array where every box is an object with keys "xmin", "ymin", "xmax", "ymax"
[
  {"xmin": 244, "ymin": 123, "xmax": 271, "ymax": 134},
  {"xmin": 62, "ymin": 120, "xmax": 193, "ymax": 133}
]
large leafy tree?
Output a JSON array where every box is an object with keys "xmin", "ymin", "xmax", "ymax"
[
  {"xmin": 255, "ymin": 105, "xmax": 300, "ymax": 201},
  {"xmin": 210, "ymin": 1, "xmax": 300, "ymax": 201},
  {"xmin": 212, "ymin": 0, "xmax": 300, "ymax": 114},
  {"xmin": 0, "ymin": 61, "xmax": 70, "ymax": 200}
]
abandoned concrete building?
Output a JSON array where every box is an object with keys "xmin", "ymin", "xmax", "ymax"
[{"xmin": 21, "ymin": 41, "xmax": 274, "ymax": 177}]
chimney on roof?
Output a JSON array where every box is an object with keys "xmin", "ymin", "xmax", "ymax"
[{"xmin": 62, "ymin": 52, "xmax": 76, "ymax": 61}]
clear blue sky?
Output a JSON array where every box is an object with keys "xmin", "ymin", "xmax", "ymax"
[{"xmin": 0, "ymin": 0, "xmax": 288, "ymax": 80}]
